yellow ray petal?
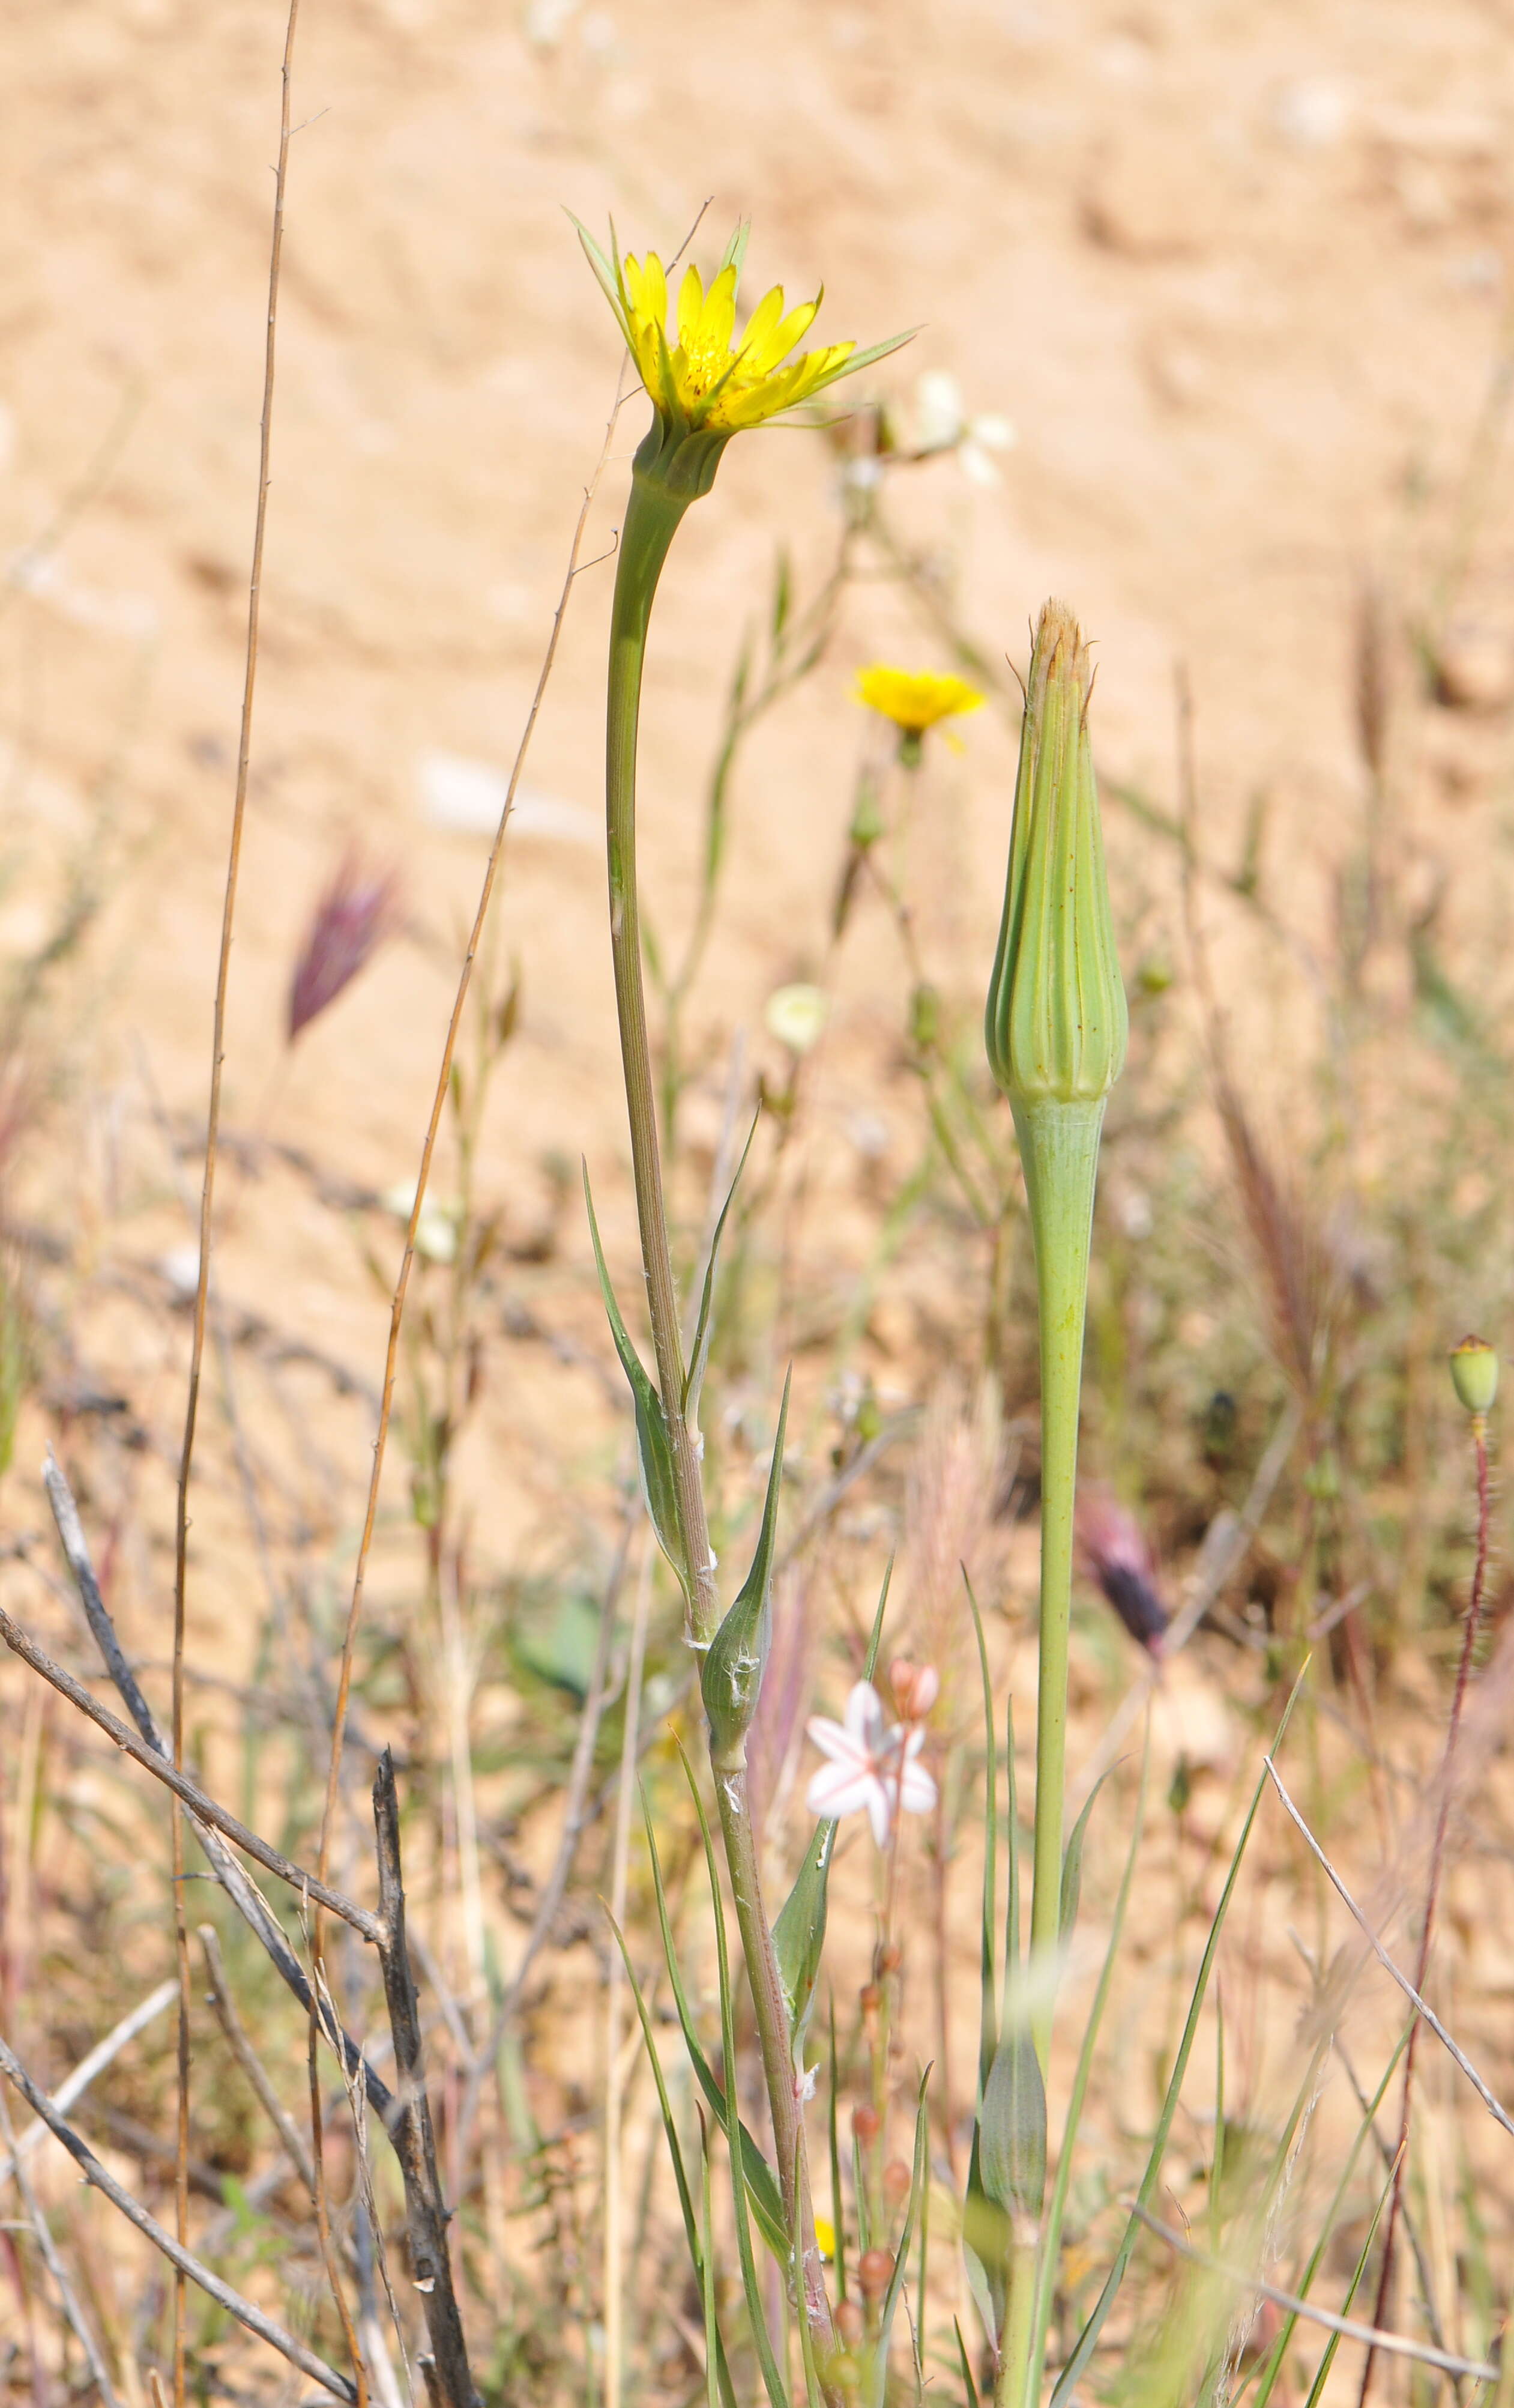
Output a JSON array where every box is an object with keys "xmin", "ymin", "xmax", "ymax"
[
  {"xmin": 698, "ymin": 262, "xmax": 739, "ymax": 354},
  {"xmin": 746, "ymin": 295, "xmax": 821, "ymax": 375},
  {"xmin": 677, "ymin": 262, "xmax": 704, "ymax": 348},
  {"xmin": 736, "ymin": 283, "xmax": 787, "ymax": 368}
]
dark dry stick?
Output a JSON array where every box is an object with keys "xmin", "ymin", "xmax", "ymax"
[
  {"xmin": 197, "ymin": 1925, "xmax": 317, "ymax": 2194},
  {"xmin": 1359, "ymin": 1414, "xmax": 1493, "ymax": 2408},
  {"xmin": 372, "ymin": 1750, "xmax": 481, "ymax": 2408},
  {"xmin": 0, "ymin": 2082, "xmax": 123, "ymax": 2407},
  {"xmin": 43, "ymin": 1454, "xmax": 396, "ymax": 2120},
  {"xmin": 0, "ymin": 2032, "xmax": 357, "ymax": 2402},
  {"xmin": 0, "ymin": 1599, "xmax": 383, "ymax": 1945},
  {"xmin": 171, "ymin": 4, "xmax": 308, "ymax": 2394},
  {"xmin": 303, "ymin": 371, "xmax": 626, "ymax": 2383}
]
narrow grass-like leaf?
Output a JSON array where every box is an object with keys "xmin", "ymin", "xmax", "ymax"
[
  {"xmin": 678, "ymin": 1744, "xmax": 791, "ymax": 2408},
  {"xmin": 954, "ymin": 2318, "xmax": 982, "ymax": 2408},
  {"xmin": 1299, "ymin": 2165, "xmax": 1395, "ymax": 2408},
  {"xmin": 870, "ymin": 2071, "xmax": 932, "ymax": 2406},
  {"xmin": 607, "ymin": 1910, "xmax": 737, "ymax": 2408},
  {"xmin": 584, "ymin": 1165, "xmax": 687, "ymax": 1596},
  {"xmin": 828, "ymin": 2005, "xmax": 846, "ymax": 2305},
  {"xmin": 1028, "ymin": 1724, "xmax": 1148, "ymax": 2408},
  {"xmin": 773, "ymin": 1560, "xmax": 892, "ymax": 2045},
  {"xmin": 1049, "ymin": 1674, "xmax": 1307, "ymax": 2408},
  {"xmin": 964, "ymin": 1573, "xmax": 1003, "ymax": 2344},
  {"xmin": 1004, "ymin": 1695, "xmax": 1021, "ymax": 1994},
  {"xmin": 965, "ymin": 1572, "xmax": 998, "ymax": 2095},
  {"xmin": 1244, "ymin": 2024, "xmax": 1409, "ymax": 2408},
  {"xmin": 685, "ymin": 1113, "xmax": 760, "ymax": 1423},
  {"xmin": 791, "ymin": 2127, "xmax": 826, "ymax": 2408},
  {"xmin": 703, "ymin": 2141, "xmax": 723, "ymax": 2408},
  {"xmin": 642, "ymin": 1795, "xmax": 788, "ymax": 2258},
  {"xmin": 704, "ymin": 1371, "xmax": 789, "ymax": 1753},
  {"xmin": 1059, "ymin": 1771, "xmax": 1109, "ymax": 1946}
]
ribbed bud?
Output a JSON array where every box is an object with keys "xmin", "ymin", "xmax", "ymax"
[
  {"xmin": 985, "ymin": 600, "xmax": 1128, "ymax": 1108},
  {"xmin": 1450, "ymin": 1335, "xmax": 1499, "ymax": 1418}
]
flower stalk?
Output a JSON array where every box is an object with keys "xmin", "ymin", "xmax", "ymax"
[
  {"xmin": 588, "ymin": 220, "xmax": 911, "ymax": 2372},
  {"xmin": 606, "ymin": 467, "xmax": 830, "ymax": 2339},
  {"xmin": 985, "ymin": 600, "xmax": 1126, "ymax": 2066}
]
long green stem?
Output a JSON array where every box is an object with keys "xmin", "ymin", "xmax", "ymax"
[
  {"xmin": 1013, "ymin": 1096, "xmax": 1103, "ymax": 2069},
  {"xmin": 605, "ymin": 464, "xmax": 834, "ymax": 2359}
]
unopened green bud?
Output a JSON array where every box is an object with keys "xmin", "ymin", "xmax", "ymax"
[
  {"xmin": 985, "ymin": 600, "xmax": 1128, "ymax": 1109},
  {"xmin": 908, "ymin": 979, "xmax": 941, "ymax": 1055},
  {"xmin": 1450, "ymin": 1335, "xmax": 1499, "ymax": 1418}
]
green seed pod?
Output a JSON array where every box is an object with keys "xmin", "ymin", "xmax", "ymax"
[
  {"xmin": 1450, "ymin": 1335, "xmax": 1499, "ymax": 1417},
  {"xmin": 985, "ymin": 600, "xmax": 1128, "ymax": 1110}
]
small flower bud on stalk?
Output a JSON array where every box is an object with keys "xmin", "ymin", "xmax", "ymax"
[
  {"xmin": 1450, "ymin": 1334, "xmax": 1499, "ymax": 1421},
  {"xmin": 857, "ymin": 2248, "xmax": 894, "ymax": 2302},
  {"xmin": 985, "ymin": 599, "xmax": 1126, "ymax": 2070}
]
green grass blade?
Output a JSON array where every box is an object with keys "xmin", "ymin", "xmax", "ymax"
[
  {"xmin": 679, "ymin": 1746, "xmax": 792, "ymax": 2408},
  {"xmin": 684, "ymin": 1112, "xmax": 760, "ymax": 1421},
  {"xmin": 1049, "ymin": 1674, "xmax": 1307, "ymax": 2408},
  {"xmin": 1245, "ymin": 2023, "xmax": 1411, "ymax": 2408},
  {"xmin": 607, "ymin": 1910, "xmax": 737, "ymax": 2408},
  {"xmin": 641, "ymin": 1792, "xmax": 789, "ymax": 2258},
  {"xmin": 1027, "ymin": 1723, "xmax": 1148, "ymax": 2408}
]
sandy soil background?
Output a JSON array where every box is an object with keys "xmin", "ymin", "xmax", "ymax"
[
  {"xmin": 9, "ymin": 0, "xmax": 1514, "ymax": 1605},
  {"xmin": 3, "ymin": 2, "xmax": 1514, "ymax": 2391}
]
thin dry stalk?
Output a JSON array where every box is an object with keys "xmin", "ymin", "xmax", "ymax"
[
  {"xmin": 1264, "ymin": 1762, "xmax": 1514, "ymax": 2141},
  {"xmin": 1128, "ymin": 2203, "xmax": 1497, "ymax": 2384},
  {"xmin": 170, "ymin": 4, "xmax": 308, "ymax": 2393},
  {"xmin": 371, "ymin": 1750, "xmax": 480, "ymax": 2408},
  {"xmin": 311, "ymin": 356, "xmax": 627, "ymax": 1905},
  {"xmin": 196, "ymin": 1925, "xmax": 316, "ymax": 2195},
  {"xmin": 0, "ymin": 2031, "xmax": 357, "ymax": 2402},
  {"xmin": 603, "ymin": 1544, "xmax": 651, "ymax": 2408},
  {"xmin": 1359, "ymin": 1415, "xmax": 1494, "ymax": 2407},
  {"xmin": 41, "ymin": 1454, "xmax": 396, "ymax": 2121},
  {"xmin": 1175, "ymin": 667, "xmax": 1333, "ymax": 1402},
  {"xmin": 0, "ymin": 2081, "xmax": 122, "ymax": 2406},
  {"xmin": 0, "ymin": 1601, "xmax": 383, "ymax": 1943}
]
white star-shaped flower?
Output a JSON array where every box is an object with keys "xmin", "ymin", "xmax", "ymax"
[{"xmin": 805, "ymin": 1681, "xmax": 937, "ymax": 1850}]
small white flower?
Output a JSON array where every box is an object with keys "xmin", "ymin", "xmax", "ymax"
[
  {"xmin": 806, "ymin": 1680, "xmax": 937, "ymax": 1850},
  {"xmin": 765, "ymin": 983, "xmax": 831, "ymax": 1056},
  {"xmin": 912, "ymin": 371, "xmax": 1017, "ymax": 487}
]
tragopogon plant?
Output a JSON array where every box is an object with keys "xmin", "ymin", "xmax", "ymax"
[
  {"xmin": 578, "ymin": 217, "xmax": 911, "ymax": 2384},
  {"xmin": 974, "ymin": 599, "xmax": 1126, "ymax": 2404}
]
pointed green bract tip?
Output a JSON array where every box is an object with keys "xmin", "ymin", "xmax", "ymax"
[
  {"xmin": 985, "ymin": 599, "xmax": 1128, "ymax": 1110},
  {"xmin": 1450, "ymin": 1334, "xmax": 1499, "ymax": 1417}
]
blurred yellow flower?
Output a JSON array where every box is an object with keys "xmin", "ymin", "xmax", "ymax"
[
  {"xmin": 813, "ymin": 2215, "xmax": 836, "ymax": 2262},
  {"xmin": 855, "ymin": 663, "xmax": 985, "ymax": 739},
  {"xmin": 575, "ymin": 219, "xmax": 912, "ymax": 438}
]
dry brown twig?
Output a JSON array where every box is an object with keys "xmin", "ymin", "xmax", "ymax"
[
  {"xmin": 1126, "ymin": 2202, "xmax": 1497, "ymax": 2385},
  {"xmin": 41, "ymin": 1450, "xmax": 397, "ymax": 2119},
  {"xmin": 0, "ymin": 2031, "xmax": 357, "ymax": 2402},
  {"xmin": 170, "ymin": 2, "xmax": 316, "ymax": 2392},
  {"xmin": 0, "ymin": 1599, "xmax": 384, "ymax": 1943},
  {"xmin": 0, "ymin": 2081, "xmax": 123, "ymax": 2406},
  {"xmin": 371, "ymin": 1750, "xmax": 481, "ymax": 2407}
]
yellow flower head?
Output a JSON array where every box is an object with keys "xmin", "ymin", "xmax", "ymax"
[
  {"xmin": 575, "ymin": 218, "xmax": 912, "ymax": 440},
  {"xmin": 855, "ymin": 663, "xmax": 985, "ymax": 750}
]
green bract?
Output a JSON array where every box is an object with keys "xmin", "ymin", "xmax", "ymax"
[{"xmin": 985, "ymin": 600, "xmax": 1127, "ymax": 1111}]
